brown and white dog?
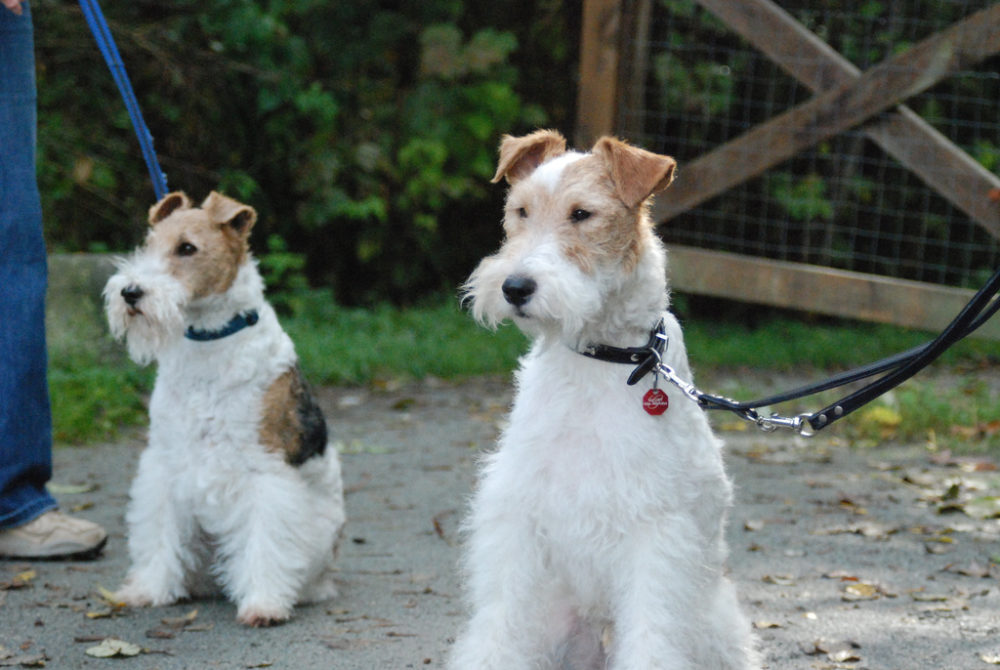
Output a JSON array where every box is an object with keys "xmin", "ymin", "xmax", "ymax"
[
  {"xmin": 104, "ymin": 191, "xmax": 345, "ymax": 626},
  {"xmin": 454, "ymin": 131, "xmax": 757, "ymax": 669}
]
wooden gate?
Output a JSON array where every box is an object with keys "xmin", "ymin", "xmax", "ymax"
[{"xmin": 577, "ymin": 0, "xmax": 1000, "ymax": 337}]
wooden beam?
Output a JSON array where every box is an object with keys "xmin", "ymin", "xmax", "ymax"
[
  {"xmin": 621, "ymin": 0, "xmax": 653, "ymax": 140},
  {"xmin": 652, "ymin": 3, "xmax": 1000, "ymax": 224},
  {"xmin": 668, "ymin": 245, "xmax": 1000, "ymax": 339},
  {"xmin": 692, "ymin": 0, "xmax": 1000, "ymax": 239},
  {"xmin": 576, "ymin": 0, "xmax": 623, "ymax": 148}
]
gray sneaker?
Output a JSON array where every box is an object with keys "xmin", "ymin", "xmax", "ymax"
[{"xmin": 0, "ymin": 510, "xmax": 107, "ymax": 560}]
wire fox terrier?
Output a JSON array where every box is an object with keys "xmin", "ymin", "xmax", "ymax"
[
  {"xmin": 104, "ymin": 191, "xmax": 346, "ymax": 627},
  {"xmin": 453, "ymin": 130, "xmax": 757, "ymax": 669}
]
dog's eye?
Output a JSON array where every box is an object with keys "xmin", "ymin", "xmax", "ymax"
[
  {"xmin": 571, "ymin": 209, "xmax": 592, "ymax": 223},
  {"xmin": 175, "ymin": 241, "xmax": 198, "ymax": 257},
  {"xmin": 517, "ymin": 207, "xmax": 528, "ymax": 219}
]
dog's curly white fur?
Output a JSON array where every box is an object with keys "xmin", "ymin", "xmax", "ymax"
[
  {"xmin": 453, "ymin": 130, "xmax": 757, "ymax": 669},
  {"xmin": 104, "ymin": 191, "xmax": 345, "ymax": 627}
]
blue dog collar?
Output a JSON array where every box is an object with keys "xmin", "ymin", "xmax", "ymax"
[{"xmin": 184, "ymin": 310, "xmax": 259, "ymax": 342}]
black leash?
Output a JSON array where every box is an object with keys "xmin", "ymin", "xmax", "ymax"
[{"xmin": 584, "ymin": 265, "xmax": 1000, "ymax": 436}]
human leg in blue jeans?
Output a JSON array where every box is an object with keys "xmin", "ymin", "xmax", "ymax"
[{"xmin": 0, "ymin": 0, "xmax": 106, "ymax": 558}]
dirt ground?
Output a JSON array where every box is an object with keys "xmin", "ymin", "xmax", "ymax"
[{"xmin": 2, "ymin": 376, "xmax": 1000, "ymax": 669}]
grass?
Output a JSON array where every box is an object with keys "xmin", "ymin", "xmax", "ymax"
[
  {"xmin": 49, "ymin": 290, "xmax": 1000, "ymax": 451},
  {"xmin": 284, "ymin": 291, "xmax": 528, "ymax": 385},
  {"xmin": 48, "ymin": 342, "xmax": 153, "ymax": 445}
]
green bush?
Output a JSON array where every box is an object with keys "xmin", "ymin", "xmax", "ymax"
[{"xmin": 34, "ymin": 0, "xmax": 573, "ymax": 304}]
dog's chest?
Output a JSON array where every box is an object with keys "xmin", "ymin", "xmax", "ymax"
[
  {"xmin": 494, "ymin": 346, "xmax": 729, "ymax": 539},
  {"xmin": 148, "ymin": 323, "xmax": 297, "ymax": 455}
]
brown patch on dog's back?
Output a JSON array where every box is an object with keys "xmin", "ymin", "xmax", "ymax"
[{"xmin": 259, "ymin": 366, "xmax": 328, "ymax": 466}]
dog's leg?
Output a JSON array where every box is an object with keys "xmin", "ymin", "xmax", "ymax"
[
  {"xmin": 609, "ymin": 516, "xmax": 726, "ymax": 670},
  {"xmin": 702, "ymin": 576, "xmax": 758, "ymax": 670},
  {"xmin": 213, "ymin": 470, "xmax": 320, "ymax": 627},
  {"xmin": 294, "ymin": 451, "xmax": 345, "ymax": 604},
  {"xmin": 115, "ymin": 448, "xmax": 194, "ymax": 607},
  {"xmin": 450, "ymin": 516, "xmax": 572, "ymax": 669}
]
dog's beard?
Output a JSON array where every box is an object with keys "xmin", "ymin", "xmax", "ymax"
[
  {"xmin": 464, "ymin": 251, "xmax": 603, "ymax": 344},
  {"xmin": 104, "ymin": 272, "xmax": 188, "ymax": 366}
]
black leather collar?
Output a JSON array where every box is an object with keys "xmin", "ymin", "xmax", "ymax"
[{"xmin": 579, "ymin": 318, "xmax": 668, "ymax": 385}]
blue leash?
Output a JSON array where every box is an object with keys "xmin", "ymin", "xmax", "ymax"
[{"xmin": 78, "ymin": 0, "xmax": 168, "ymax": 200}]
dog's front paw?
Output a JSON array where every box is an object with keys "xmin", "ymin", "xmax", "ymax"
[
  {"xmin": 113, "ymin": 580, "xmax": 182, "ymax": 608},
  {"xmin": 236, "ymin": 602, "xmax": 292, "ymax": 628}
]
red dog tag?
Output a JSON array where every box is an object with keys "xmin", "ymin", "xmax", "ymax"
[{"xmin": 642, "ymin": 388, "xmax": 669, "ymax": 415}]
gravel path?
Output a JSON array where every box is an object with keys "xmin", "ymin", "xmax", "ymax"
[{"xmin": 2, "ymin": 377, "xmax": 999, "ymax": 669}]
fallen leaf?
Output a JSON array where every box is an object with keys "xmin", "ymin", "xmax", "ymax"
[
  {"xmin": 96, "ymin": 586, "xmax": 126, "ymax": 608},
  {"xmin": 145, "ymin": 629, "xmax": 175, "ymax": 640},
  {"xmin": 981, "ymin": 651, "xmax": 1000, "ymax": 664},
  {"xmin": 911, "ymin": 591, "xmax": 949, "ymax": 602},
  {"xmin": 46, "ymin": 482, "xmax": 98, "ymax": 495},
  {"xmin": 944, "ymin": 561, "xmax": 993, "ymax": 578},
  {"xmin": 815, "ymin": 522, "xmax": 896, "ymax": 540},
  {"xmin": 941, "ymin": 483, "xmax": 963, "ymax": 501},
  {"xmin": 391, "ymin": 397, "xmax": 416, "ymax": 411},
  {"xmin": 925, "ymin": 542, "xmax": 953, "ymax": 555},
  {"xmin": 829, "ymin": 647, "xmax": 862, "ymax": 663},
  {"xmin": 0, "ymin": 652, "xmax": 48, "ymax": 667},
  {"xmin": 162, "ymin": 609, "xmax": 199, "ymax": 628},
  {"xmin": 857, "ymin": 405, "xmax": 902, "ymax": 437},
  {"xmin": 842, "ymin": 582, "xmax": 880, "ymax": 601},
  {"xmin": 1, "ymin": 570, "xmax": 35, "ymax": 591},
  {"xmin": 744, "ymin": 520, "xmax": 765, "ymax": 532},
  {"xmin": 822, "ymin": 570, "xmax": 858, "ymax": 581},
  {"xmin": 962, "ymin": 497, "xmax": 1000, "ymax": 520},
  {"xmin": 85, "ymin": 609, "xmax": 114, "ymax": 620},
  {"xmin": 801, "ymin": 638, "xmax": 863, "ymax": 663},
  {"xmin": 762, "ymin": 574, "xmax": 796, "ymax": 586},
  {"xmin": 753, "ymin": 620, "xmax": 783, "ymax": 629},
  {"xmin": 85, "ymin": 638, "xmax": 142, "ymax": 658},
  {"xmin": 930, "ymin": 450, "xmax": 998, "ymax": 471}
]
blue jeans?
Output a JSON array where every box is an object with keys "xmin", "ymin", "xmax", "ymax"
[{"xmin": 0, "ymin": 2, "xmax": 58, "ymax": 529}]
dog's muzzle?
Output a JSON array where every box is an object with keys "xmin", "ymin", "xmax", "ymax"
[
  {"xmin": 501, "ymin": 275, "xmax": 536, "ymax": 307},
  {"xmin": 121, "ymin": 285, "xmax": 145, "ymax": 308}
]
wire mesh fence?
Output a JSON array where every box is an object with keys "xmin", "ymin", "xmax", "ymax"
[{"xmin": 620, "ymin": 0, "xmax": 1000, "ymax": 290}]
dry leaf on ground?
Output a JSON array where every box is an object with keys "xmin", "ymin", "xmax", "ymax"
[{"xmin": 85, "ymin": 638, "xmax": 142, "ymax": 658}]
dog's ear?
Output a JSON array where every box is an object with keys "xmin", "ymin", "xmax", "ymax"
[
  {"xmin": 201, "ymin": 191, "xmax": 257, "ymax": 237},
  {"xmin": 148, "ymin": 192, "xmax": 192, "ymax": 226},
  {"xmin": 592, "ymin": 137, "xmax": 676, "ymax": 209},
  {"xmin": 491, "ymin": 129, "xmax": 567, "ymax": 185}
]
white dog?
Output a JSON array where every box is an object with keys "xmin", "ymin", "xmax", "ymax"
[
  {"xmin": 453, "ymin": 130, "xmax": 757, "ymax": 669},
  {"xmin": 104, "ymin": 191, "xmax": 345, "ymax": 627}
]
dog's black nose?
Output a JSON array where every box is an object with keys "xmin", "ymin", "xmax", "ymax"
[
  {"xmin": 501, "ymin": 276, "xmax": 536, "ymax": 307},
  {"xmin": 121, "ymin": 285, "xmax": 144, "ymax": 307}
]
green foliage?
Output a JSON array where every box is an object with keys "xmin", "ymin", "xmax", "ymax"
[
  {"xmin": 771, "ymin": 173, "xmax": 834, "ymax": 221},
  {"xmin": 48, "ymin": 351, "xmax": 153, "ymax": 445},
  {"xmin": 257, "ymin": 234, "xmax": 311, "ymax": 315},
  {"xmin": 34, "ymin": 0, "xmax": 573, "ymax": 304},
  {"xmin": 684, "ymin": 315, "xmax": 1000, "ymax": 372},
  {"xmin": 283, "ymin": 293, "xmax": 529, "ymax": 385}
]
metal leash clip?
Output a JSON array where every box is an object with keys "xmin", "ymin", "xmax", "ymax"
[
  {"xmin": 654, "ymin": 361, "xmax": 817, "ymax": 437},
  {"xmin": 654, "ymin": 362, "xmax": 707, "ymax": 405},
  {"xmin": 752, "ymin": 412, "xmax": 816, "ymax": 437}
]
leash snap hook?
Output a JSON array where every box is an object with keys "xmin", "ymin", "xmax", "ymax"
[{"xmin": 754, "ymin": 413, "xmax": 816, "ymax": 437}]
